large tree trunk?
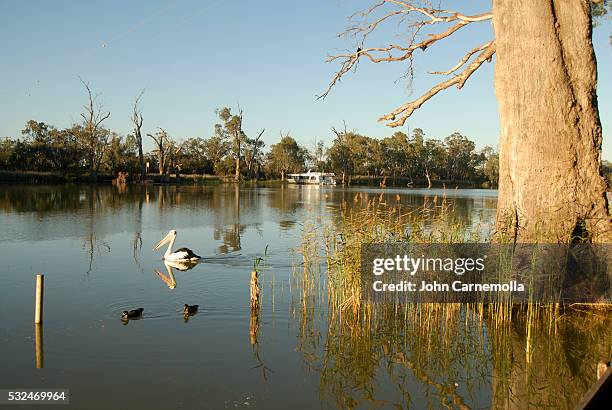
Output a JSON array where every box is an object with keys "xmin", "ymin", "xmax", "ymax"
[{"xmin": 493, "ymin": 0, "xmax": 611, "ymax": 242}]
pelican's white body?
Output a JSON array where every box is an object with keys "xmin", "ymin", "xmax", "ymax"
[{"xmin": 154, "ymin": 230, "xmax": 201, "ymax": 261}]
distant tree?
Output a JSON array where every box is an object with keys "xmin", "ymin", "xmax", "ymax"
[
  {"xmin": 481, "ymin": 146, "xmax": 499, "ymax": 187},
  {"xmin": 20, "ymin": 120, "xmax": 81, "ymax": 172},
  {"xmin": 104, "ymin": 133, "xmax": 139, "ymax": 174},
  {"xmin": 166, "ymin": 139, "xmax": 182, "ymax": 177},
  {"xmin": 266, "ymin": 133, "xmax": 307, "ymax": 180},
  {"xmin": 423, "ymin": 139, "xmax": 446, "ymax": 187},
  {"xmin": 78, "ymin": 79, "xmax": 111, "ymax": 177},
  {"xmin": 147, "ymin": 128, "xmax": 177, "ymax": 176},
  {"xmin": 204, "ymin": 133, "xmax": 231, "ymax": 175},
  {"xmin": 365, "ymin": 137, "xmax": 384, "ymax": 177},
  {"xmin": 131, "ymin": 90, "xmax": 146, "ymax": 180},
  {"xmin": 381, "ymin": 131, "xmax": 411, "ymax": 179},
  {"xmin": 179, "ymin": 137, "xmax": 213, "ymax": 174},
  {"xmin": 601, "ymin": 160, "xmax": 612, "ymax": 189},
  {"xmin": 216, "ymin": 107, "xmax": 246, "ymax": 181},
  {"xmin": 244, "ymin": 129, "xmax": 265, "ymax": 179},
  {"xmin": 310, "ymin": 140, "xmax": 327, "ymax": 171},
  {"xmin": 0, "ymin": 138, "xmax": 15, "ymax": 169},
  {"xmin": 328, "ymin": 127, "xmax": 352, "ymax": 184},
  {"xmin": 443, "ymin": 132, "xmax": 483, "ymax": 181},
  {"xmin": 410, "ymin": 128, "xmax": 426, "ymax": 179}
]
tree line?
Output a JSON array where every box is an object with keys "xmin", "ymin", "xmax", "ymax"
[{"xmin": 0, "ymin": 82, "xmax": 501, "ymax": 186}]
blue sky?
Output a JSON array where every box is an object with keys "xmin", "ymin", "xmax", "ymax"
[{"xmin": 0, "ymin": 0, "xmax": 610, "ymax": 158}]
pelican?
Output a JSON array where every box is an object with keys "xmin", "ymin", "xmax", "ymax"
[{"xmin": 153, "ymin": 230, "xmax": 201, "ymax": 261}]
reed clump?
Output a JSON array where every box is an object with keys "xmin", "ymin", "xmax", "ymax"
[
  {"xmin": 291, "ymin": 194, "xmax": 611, "ymax": 409},
  {"xmin": 322, "ymin": 195, "xmax": 478, "ymax": 312}
]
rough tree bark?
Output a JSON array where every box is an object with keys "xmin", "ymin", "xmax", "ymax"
[{"xmin": 493, "ymin": 0, "xmax": 611, "ymax": 242}]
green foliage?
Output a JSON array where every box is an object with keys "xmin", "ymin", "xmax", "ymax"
[
  {"xmin": 0, "ymin": 138, "xmax": 15, "ymax": 169},
  {"xmin": 6, "ymin": 121, "xmax": 83, "ymax": 172},
  {"xmin": 103, "ymin": 134, "xmax": 139, "ymax": 173},
  {"xmin": 178, "ymin": 137, "xmax": 213, "ymax": 174},
  {"xmin": 602, "ymin": 160, "xmax": 612, "ymax": 188},
  {"xmin": 265, "ymin": 135, "xmax": 308, "ymax": 179},
  {"xmin": 481, "ymin": 146, "xmax": 499, "ymax": 187},
  {"xmin": 3, "ymin": 118, "xmax": 497, "ymax": 185},
  {"xmin": 215, "ymin": 107, "xmax": 246, "ymax": 178},
  {"xmin": 325, "ymin": 127, "xmax": 490, "ymax": 184},
  {"xmin": 592, "ymin": 0, "xmax": 610, "ymax": 23}
]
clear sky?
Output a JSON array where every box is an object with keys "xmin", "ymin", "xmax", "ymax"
[{"xmin": 1, "ymin": 0, "xmax": 610, "ymax": 158}]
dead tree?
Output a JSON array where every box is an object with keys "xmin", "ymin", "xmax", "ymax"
[
  {"xmin": 132, "ymin": 90, "xmax": 146, "ymax": 181},
  {"xmin": 79, "ymin": 79, "xmax": 111, "ymax": 177}
]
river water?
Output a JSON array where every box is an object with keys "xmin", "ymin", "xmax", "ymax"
[{"xmin": 0, "ymin": 184, "xmax": 606, "ymax": 409}]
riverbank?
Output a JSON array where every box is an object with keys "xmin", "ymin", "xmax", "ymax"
[
  {"xmin": 0, "ymin": 171, "xmax": 222, "ymax": 185},
  {"xmin": 0, "ymin": 171, "xmax": 494, "ymax": 188},
  {"xmin": 347, "ymin": 175, "xmax": 492, "ymax": 188}
]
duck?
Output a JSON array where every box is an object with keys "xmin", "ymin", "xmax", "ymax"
[
  {"xmin": 121, "ymin": 308, "xmax": 144, "ymax": 320},
  {"xmin": 183, "ymin": 304, "xmax": 199, "ymax": 315}
]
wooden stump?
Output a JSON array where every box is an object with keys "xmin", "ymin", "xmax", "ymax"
[
  {"xmin": 250, "ymin": 270, "xmax": 261, "ymax": 309},
  {"xmin": 34, "ymin": 323, "xmax": 43, "ymax": 369},
  {"xmin": 34, "ymin": 274, "xmax": 44, "ymax": 324},
  {"xmin": 249, "ymin": 270, "xmax": 261, "ymax": 345}
]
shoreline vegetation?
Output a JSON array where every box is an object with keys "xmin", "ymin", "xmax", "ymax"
[
  {"xmin": 2, "ymin": 116, "xmax": 610, "ymax": 189},
  {"xmin": 0, "ymin": 170, "xmax": 493, "ymax": 188},
  {"xmin": 0, "ymin": 110, "xmax": 506, "ymax": 188}
]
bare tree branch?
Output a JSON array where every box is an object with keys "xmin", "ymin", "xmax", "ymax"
[
  {"xmin": 320, "ymin": 1, "xmax": 494, "ymax": 127},
  {"xmin": 78, "ymin": 77, "xmax": 111, "ymax": 175},
  {"xmin": 429, "ymin": 41, "xmax": 493, "ymax": 75},
  {"xmin": 132, "ymin": 90, "xmax": 144, "ymax": 129},
  {"xmin": 379, "ymin": 41, "xmax": 496, "ymax": 127},
  {"xmin": 319, "ymin": 20, "xmax": 471, "ymax": 100},
  {"xmin": 132, "ymin": 89, "xmax": 146, "ymax": 180}
]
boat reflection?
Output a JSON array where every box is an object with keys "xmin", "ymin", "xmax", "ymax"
[{"xmin": 153, "ymin": 260, "xmax": 198, "ymax": 289}]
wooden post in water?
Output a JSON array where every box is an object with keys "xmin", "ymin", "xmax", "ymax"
[
  {"xmin": 249, "ymin": 270, "xmax": 261, "ymax": 345},
  {"xmin": 34, "ymin": 274, "xmax": 44, "ymax": 324},
  {"xmin": 34, "ymin": 323, "xmax": 44, "ymax": 368},
  {"xmin": 250, "ymin": 270, "xmax": 260, "ymax": 309}
]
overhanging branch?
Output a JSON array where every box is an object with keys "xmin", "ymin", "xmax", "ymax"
[
  {"xmin": 379, "ymin": 41, "xmax": 495, "ymax": 127},
  {"xmin": 429, "ymin": 41, "xmax": 493, "ymax": 75},
  {"xmin": 320, "ymin": 0, "xmax": 494, "ymax": 127}
]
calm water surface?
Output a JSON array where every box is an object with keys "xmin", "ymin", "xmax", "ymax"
[{"xmin": 0, "ymin": 184, "xmax": 605, "ymax": 409}]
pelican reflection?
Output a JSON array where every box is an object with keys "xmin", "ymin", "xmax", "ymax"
[{"xmin": 153, "ymin": 260, "xmax": 198, "ymax": 289}]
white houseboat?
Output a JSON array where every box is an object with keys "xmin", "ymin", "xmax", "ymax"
[{"xmin": 287, "ymin": 171, "xmax": 336, "ymax": 185}]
